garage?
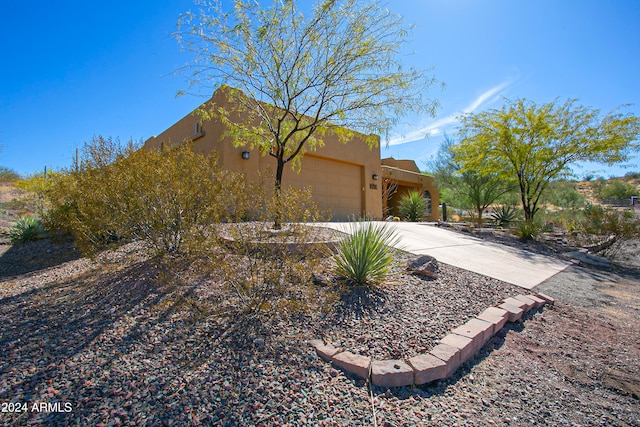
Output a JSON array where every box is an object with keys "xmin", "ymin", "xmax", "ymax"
[{"xmin": 284, "ymin": 154, "xmax": 363, "ymax": 220}]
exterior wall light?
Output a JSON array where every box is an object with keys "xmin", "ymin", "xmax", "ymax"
[
  {"xmin": 241, "ymin": 151, "xmax": 250, "ymax": 160},
  {"xmin": 372, "ymin": 173, "xmax": 379, "ymax": 180}
]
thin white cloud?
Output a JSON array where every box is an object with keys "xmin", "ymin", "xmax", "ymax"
[
  {"xmin": 462, "ymin": 80, "xmax": 512, "ymax": 114},
  {"xmin": 388, "ymin": 114, "xmax": 458, "ymax": 145},
  {"xmin": 388, "ymin": 79, "xmax": 515, "ymax": 146}
]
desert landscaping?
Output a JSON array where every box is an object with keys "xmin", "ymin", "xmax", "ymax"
[
  {"xmin": 1, "ymin": 180, "xmax": 639, "ymax": 426},
  {"xmin": 3, "ymin": 0, "xmax": 640, "ymax": 425}
]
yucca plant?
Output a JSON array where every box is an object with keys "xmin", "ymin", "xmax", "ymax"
[
  {"xmin": 514, "ymin": 220, "xmax": 540, "ymax": 241},
  {"xmin": 9, "ymin": 216, "xmax": 48, "ymax": 243},
  {"xmin": 398, "ymin": 190, "xmax": 427, "ymax": 222},
  {"xmin": 333, "ymin": 222, "xmax": 401, "ymax": 286}
]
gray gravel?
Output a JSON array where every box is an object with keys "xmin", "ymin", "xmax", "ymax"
[
  {"xmin": 534, "ymin": 264, "xmax": 617, "ymax": 308},
  {"xmin": 0, "ymin": 238, "xmax": 638, "ymax": 426},
  {"xmin": 314, "ymin": 252, "xmax": 522, "ymax": 360}
]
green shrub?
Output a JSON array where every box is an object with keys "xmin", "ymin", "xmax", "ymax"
[
  {"xmin": 490, "ymin": 205, "xmax": 517, "ymax": 227},
  {"xmin": 15, "ymin": 172, "xmax": 55, "ymax": 216},
  {"xmin": 333, "ymin": 222, "xmax": 400, "ymax": 286},
  {"xmin": 514, "ymin": 220, "xmax": 540, "ymax": 241},
  {"xmin": 541, "ymin": 180, "xmax": 585, "ymax": 208},
  {"xmin": 624, "ymin": 171, "xmax": 640, "ymax": 180},
  {"xmin": 44, "ymin": 136, "xmax": 239, "ymax": 257},
  {"xmin": 595, "ymin": 179, "xmax": 638, "ymax": 201},
  {"xmin": 576, "ymin": 203, "xmax": 639, "ymax": 255},
  {"xmin": 579, "ymin": 202, "xmax": 605, "ymax": 234},
  {"xmin": 398, "ymin": 190, "xmax": 427, "ymax": 222},
  {"xmin": 539, "ymin": 207, "xmax": 582, "ymax": 233},
  {"xmin": 9, "ymin": 216, "xmax": 47, "ymax": 243}
]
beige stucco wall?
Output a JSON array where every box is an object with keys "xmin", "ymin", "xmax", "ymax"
[
  {"xmin": 144, "ymin": 87, "xmax": 440, "ymax": 221},
  {"xmin": 144, "ymin": 87, "xmax": 383, "ymax": 220},
  {"xmin": 380, "ymin": 157, "xmax": 421, "ymax": 173}
]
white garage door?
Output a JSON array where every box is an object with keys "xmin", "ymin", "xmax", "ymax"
[{"xmin": 284, "ymin": 155, "xmax": 363, "ymax": 220}]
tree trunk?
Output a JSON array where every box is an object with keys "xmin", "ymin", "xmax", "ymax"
[
  {"xmin": 522, "ymin": 198, "xmax": 538, "ymax": 222},
  {"xmin": 273, "ymin": 158, "xmax": 285, "ymax": 230},
  {"xmin": 520, "ymin": 189, "xmax": 534, "ymax": 222},
  {"xmin": 476, "ymin": 204, "xmax": 484, "ymax": 226}
]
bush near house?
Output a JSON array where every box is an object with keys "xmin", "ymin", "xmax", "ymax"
[
  {"xmin": 44, "ymin": 136, "xmax": 241, "ymax": 258},
  {"xmin": 40, "ymin": 135, "xmax": 333, "ymax": 320}
]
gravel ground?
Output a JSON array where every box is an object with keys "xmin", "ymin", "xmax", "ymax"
[
  {"xmin": 0, "ymin": 231, "xmax": 638, "ymax": 426},
  {"xmin": 315, "ymin": 256, "xmax": 522, "ymax": 360}
]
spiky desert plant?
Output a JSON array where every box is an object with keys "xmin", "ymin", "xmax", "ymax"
[
  {"xmin": 490, "ymin": 205, "xmax": 518, "ymax": 227},
  {"xmin": 398, "ymin": 190, "xmax": 427, "ymax": 222},
  {"xmin": 334, "ymin": 222, "xmax": 401, "ymax": 286},
  {"xmin": 9, "ymin": 216, "xmax": 47, "ymax": 243},
  {"xmin": 514, "ymin": 220, "xmax": 540, "ymax": 241}
]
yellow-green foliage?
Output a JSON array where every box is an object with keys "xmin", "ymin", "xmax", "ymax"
[
  {"xmin": 44, "ymin": 136, "xmax": 243, "ymax": 257},
  {"xmin": 456, "ymin": 98, "xmax": 640, "ymax": 222},
  {"xmin": 178, "ymin": 0, "xmax": 440, "ymax": 229},
  {"xmin": 41, "ymin": 135, "xmax": 336, "ymax": 320},
  {"xmin": 15, "ymin": 172, "xmax": 58, "ymax": 215}
]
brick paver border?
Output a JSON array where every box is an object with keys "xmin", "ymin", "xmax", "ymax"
[{"xmin": 309, "ymin": 292, "xmax": 555, "ymax": 387}]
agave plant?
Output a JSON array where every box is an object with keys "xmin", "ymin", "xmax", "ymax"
[
  {"xmin": 333, "ymin": 222, "xmax": 401, "ymax": 286},
  {"xmin": 490, "ymin": 205, "xmax": 518, "ymax": 227}
]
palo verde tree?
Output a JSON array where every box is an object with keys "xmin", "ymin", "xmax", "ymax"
[
  {"xmin": 455, "ymin": 98, "xmax": 640, "ymax": 222},
  {"xmin": 428, "ymin": 134, "xmax": 514, "ymax": 223},
  {"xmin": 175, "ymin": 0, "xmax": 439, "ymax": 227}
]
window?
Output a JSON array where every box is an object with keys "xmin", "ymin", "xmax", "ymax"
[{"xmin": 423, "ymin": 190, "xmax": 432, "ymax": 215}]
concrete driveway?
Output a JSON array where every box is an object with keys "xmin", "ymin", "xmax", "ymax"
[{"xmin": 321, "ymin": 222, "xmax": 571, "ymax": 289}]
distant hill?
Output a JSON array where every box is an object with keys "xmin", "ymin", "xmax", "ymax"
[{"xmin": 576, "ymin": 173, "xmax": 639, "ymax": 206}]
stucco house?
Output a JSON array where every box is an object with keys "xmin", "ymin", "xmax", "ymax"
[{"xmin": 144, "ymin": 86, "xmax": 439, "ymax": 221}]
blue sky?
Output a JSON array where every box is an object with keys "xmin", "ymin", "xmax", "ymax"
[{"xmin": 1, "ymin": 0, "xmax": 639, "ymax": 178}]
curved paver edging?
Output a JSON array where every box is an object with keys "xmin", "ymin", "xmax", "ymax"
[{"xmin": 309, "ymin": 292, "xmax": 556, "ymax": 388}]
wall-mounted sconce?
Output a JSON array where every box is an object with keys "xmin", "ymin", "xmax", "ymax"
[
  {"xmin": 372, "ymin": 173, "xmax": 379, "ymax": 180},
  {"xmin": 241, "ymin": 151, "xmax": 250, "ymax": 160}
]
